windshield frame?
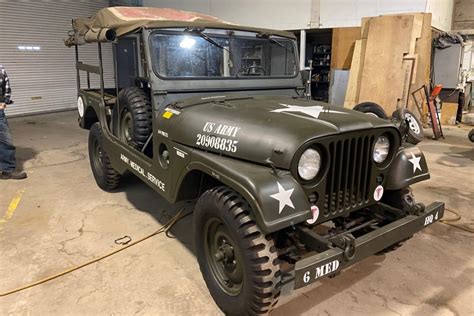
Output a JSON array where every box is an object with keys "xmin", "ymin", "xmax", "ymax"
[{"xmin": 148, "ymin": 28, "xmax": 299, "ymax": 81}]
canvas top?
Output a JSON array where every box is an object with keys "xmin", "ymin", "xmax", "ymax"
[{"xmin": 65, "ymin": 6, "xmax": 296, "ymax": 46}]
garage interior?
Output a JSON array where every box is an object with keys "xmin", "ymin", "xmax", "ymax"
[{"xmin": 0, "ymin": 0, "xmax": 473, "ymax": 315}]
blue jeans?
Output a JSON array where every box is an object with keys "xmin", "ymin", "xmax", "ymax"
[{"xmin": 0, "ymin": 109, "xmax": 16, "ymax": 172}]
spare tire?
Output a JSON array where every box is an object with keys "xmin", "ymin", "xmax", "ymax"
[
  {"xmin": 392, "ymin": 108, "xmax": 424, "ymax": 145},
  {"xmin": 116, "ymin": 87, "xmax": 152, "ymax": 150},
  {"xmin": 353, "ymin": 102, "xmax": 388, "ymax": 119}
]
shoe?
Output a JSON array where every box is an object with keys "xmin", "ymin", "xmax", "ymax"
[{"xmin": 0, "ymin": 171, "xmax": 28, "ymax": 180}]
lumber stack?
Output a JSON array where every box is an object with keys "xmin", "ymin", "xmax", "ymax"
[{"xmin": 344, "ymin": 13, "xmax": 432, "ymax": 117}]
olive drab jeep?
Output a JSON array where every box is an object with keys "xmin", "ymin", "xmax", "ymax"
[{"xmin": 66, "ymin": 7, "xmax": 444, "ymax": 315}]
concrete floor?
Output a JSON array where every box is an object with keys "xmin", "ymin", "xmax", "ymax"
[{"xmin": 0, "ymin": 111, "xmax": 473, "ymax": 315}]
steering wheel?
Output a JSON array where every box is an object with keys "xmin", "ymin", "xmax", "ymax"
[{"xmin": 239, "ymin": 65, "xmax": 266, "ymax": 76}]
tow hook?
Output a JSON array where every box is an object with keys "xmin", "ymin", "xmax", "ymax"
[{"xmin": 331, "ymin": 235, "xmax": 356, "ymax": 260}]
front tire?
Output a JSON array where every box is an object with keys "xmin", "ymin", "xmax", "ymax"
[
  {"xmin": 194, "ymin": 187, "xmax": 281, "ymax": 315},
  {"xmin": 88, "ymin": 123, "xmax": 121, "ymax": 191}
]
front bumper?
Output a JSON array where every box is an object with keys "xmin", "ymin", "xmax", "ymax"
[{"xmin": 294, "ymin": 202, "xmax": 444, "ymax": 289}]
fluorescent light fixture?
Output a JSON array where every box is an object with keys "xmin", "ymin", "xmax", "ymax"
[
  {"xmin": 179, "ymin": 37, "xmax": 195, "ymax": 49},
  {"xmin": 18, "ymin": 45, "xmax": 41, "ymax": 51}
]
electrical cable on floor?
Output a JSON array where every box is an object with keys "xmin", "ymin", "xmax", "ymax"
[
  {"xmin": 0, "ymin": 209, "xmax": 192, "ymax": 297},
  {"xmin": 440, "ymin": 208, "xmax": 474, "ymax": 234}
]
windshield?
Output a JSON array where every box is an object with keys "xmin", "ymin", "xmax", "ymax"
[{"xmin": 150, "ymin": 30, "xmax": 298, "ymax": 79}]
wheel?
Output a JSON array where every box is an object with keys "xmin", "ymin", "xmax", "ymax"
[
  {"xmin": 353, "ymin": 102, "xmax": 388, "ymax": 119},
  {"xmin": 88, "ymin": 122, "xmax": 121, "ymax": 191},
  {"xmin": 392, "ymin": 108, "xmax": 424, "ymax": 144},
  {"xmin": 194, "ymin": 187, "xmax": 281, "ymax": 315},
  {"xmin": 469, "ymin": 129, "xmax": 474, "ymax": 142},
  {"xmin": 116, "ymin": 87, "xmax": 152, "ymax": 150}
]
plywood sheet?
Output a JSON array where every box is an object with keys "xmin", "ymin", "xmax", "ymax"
[
  {"xmin": 358, "ymin": 15, "xmax": 415, "ymax": 115},
  {"xmin": 331, "ymin": 27, "xmax": 361, "ymax": 70},
  {"xmin": 344, "ymin": 39, "xmax": 366, "ymax": 108}
]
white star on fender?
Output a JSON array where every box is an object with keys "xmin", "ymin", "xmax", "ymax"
[
  {"xmin": 270, "ymin": 182, "xmax": 295, "ymax": 214},
  {"xmin": 408, "ymin": 152, "xmax": 422, "ymax": 173},
  {"xmin": 271, "ymin": 103, "xmax": 348, "ymax": 119}
]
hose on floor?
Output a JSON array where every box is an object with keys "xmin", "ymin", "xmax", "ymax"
[
  {"xmin": 0, "ymin": 209, "xmax": 191, "ymax": 297},
  {"xmin": 439, "ymin": 208, "xmax": 474, "ymax": 233}
]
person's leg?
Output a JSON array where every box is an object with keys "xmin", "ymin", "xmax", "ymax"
[{"xmin": 0, "ymin": 109, "xmax": 17, "ymax": 173}]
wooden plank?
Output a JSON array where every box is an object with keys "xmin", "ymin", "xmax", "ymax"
[
  {"xmin": 343, "ymin": 39, "xmax": 366, "ymax": 108},
  {"xmin": 357, "ymin": 15, "xmax": 415, "ymax": 115},
  {"xmin": 360, "ymin": 17, "xmax": 371, "ymax": 39},
  {"xmin": 440, "ymin": 102, "xmax": 458, "ymax": 125},
  {"xmin": 408, "ymin": 13, "xmax": 432, "ymax": 121},
  {"xmin": 331, "ymin": 27, "xmax": 361, "ymax": 70}
]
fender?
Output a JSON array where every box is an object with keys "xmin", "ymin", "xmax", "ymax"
[
  {"xmin": 183, "ymin": 150, "xmax": 312, "ymax": 234},
  {"xmin": 385, "ymin": 144, "xmax": 430, "ymax": 190},
  {"xmin": 77, "ymin": 90, "xmax": 102, "ymax": 129}
]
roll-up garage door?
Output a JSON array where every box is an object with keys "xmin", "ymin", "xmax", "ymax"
[{"xmin": 0, "ymin": 1, "xmax": 115, "ymax": 116}]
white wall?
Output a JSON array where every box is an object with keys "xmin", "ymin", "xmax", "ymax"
[
  {"xmin": 143, "ymin": 0, "xmax": 210, "ymax": 14},
  {"xmin": 425, "ymin": 0, "xmax": 454, "ymax": 31},
  {"xmin": 143, "ymin": 0, "xmax": 454, "ymax": 31},
  {"xmin": 143, "ymin": 0, "xmax": 317, "ymax": 30},
  {"xmin": 319, "ymin": 0, "xmax": 427, "ymax": 28}
]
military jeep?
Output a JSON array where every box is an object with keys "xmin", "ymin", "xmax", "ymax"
[{"xmin": 66, "ymin": 7, "xmax": 444, "ymax": 315}]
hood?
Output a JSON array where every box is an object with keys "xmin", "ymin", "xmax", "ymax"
[{"xmin": 161, "ymin": 95, "xmax": 397, "ymax": 169}]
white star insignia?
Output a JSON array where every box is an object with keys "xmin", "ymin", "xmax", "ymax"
[
  {"xmin": 271, "ymin": 103, "xmax": 348, "ymax": 119},
  {"xmin": 270, "ymin": 182, "xmax": 295, "ymax": 214},
  {"xmin": 408, "ymin": 152, "xmax": 422, "ymax": 173}
]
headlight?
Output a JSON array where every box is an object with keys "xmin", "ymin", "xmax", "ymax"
[
  {"xmin": 298, "ymin": 148, "xmax": 321, "ymax": 180},
  {"xmin": 373, "ymin": 136, "xmax": 390, "ymax": 163}
]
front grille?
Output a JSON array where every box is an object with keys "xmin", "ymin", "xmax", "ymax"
[{"xmin": 323, "ymin": 135, "xmax": 375, "ymax": 216}]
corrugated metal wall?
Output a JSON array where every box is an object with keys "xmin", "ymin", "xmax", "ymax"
[{"xmin": 0, "ymin": 1, "xmax": 115, "ymax": 116}]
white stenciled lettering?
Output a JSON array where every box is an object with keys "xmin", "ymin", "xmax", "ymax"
[
  {"xmin": 424, "ymin": 214, "xmax": 434, "ymax": 226},
  {"xmin": 196, "ymin": 134, "xmax": 238, "ymax": 153},
  {"xmin": 315, "ymin": 260, "xmax": 340, "ymax": 279},
  {"xmin": 214, "ymin": 123, "xmax": 241, "ymax": 138},
  {"xmin": 120, "ymin": 154, "xmax": 165, "ymax": 192},
  {"xmin": 147, "ymin": 172, "xmax": 165, "ymax": 192},
  {"xmin": 120, "ymin": 154, "xmax": 129, "ymax": 164},
  {"xmin": 203, "ymin": 122, "xmax": 215, "ymax": 133},
  {"xmin": 202, "ymin": 122, "xmax": 241, "ymax": 138}
]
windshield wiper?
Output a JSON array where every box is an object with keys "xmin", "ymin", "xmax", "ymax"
[
  {"xmin": 185, "ymin": 27, "xmax": 234, "ymax": 68},
  {"xmin": 257, "ymin": 32, "xmax": 287, "ymax": 48}
]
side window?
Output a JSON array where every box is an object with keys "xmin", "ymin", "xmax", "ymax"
[{"xmin": 116, "ymin": 37, "xmax": 139, "ymax": 88}]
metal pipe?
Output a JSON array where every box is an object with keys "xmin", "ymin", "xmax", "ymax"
[
  {"xmin": 74, "ymin": 45, "xmax": 80, "ymax": 90},
  {"xmin": 98, "ymin": 42, "xmax": 105, "ymax": 101},
  {"xmin": 299, "ymin": 29, "xmax": 306, "ymax": 71}
]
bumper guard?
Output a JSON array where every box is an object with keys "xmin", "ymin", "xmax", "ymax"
[{"xmin": 294, "ymin": 202, "xmax": 444, "ymax": 289}]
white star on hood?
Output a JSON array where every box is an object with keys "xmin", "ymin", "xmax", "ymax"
[
  {"xmin": 408, "ymin": 152, "xmax": 422, "ymax": 173},
  {"xmin": 271, "ymin": 103, "xmax": 348, "ymax": 119},
  {"xmin": 270, "ymin": 182, "xmax": 295, "ymax": 214}
]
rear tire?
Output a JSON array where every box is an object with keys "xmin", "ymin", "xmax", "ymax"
[
  {"xmin": 353, "ymin": 102, "xmax": 388, "ymax": 119},
  {"xmin": 116, "ymin": 87, "xmax": 152, "ymax": 150},
  {"xmin": 88, "ymin": 123, "xmax": 120, "ymax": 191},
  {"xmin": 194, "ymin": 187, "xmax": 281, "ymax": 315}
]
